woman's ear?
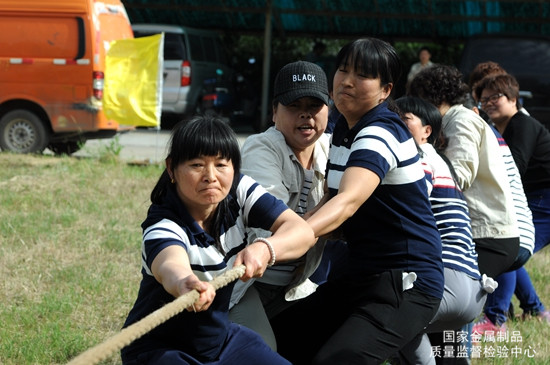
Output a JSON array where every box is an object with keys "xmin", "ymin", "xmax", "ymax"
[
  {"xmin": 381, "ymin": 83, "xmax": 393, "ymax": 101},
  {"xmin": 424, "ymin": 125, "xmax": 432, "ymax": 139},
  {"xmin": 165, "ymin": 157, "xmax": 173, "ymax": 180}
]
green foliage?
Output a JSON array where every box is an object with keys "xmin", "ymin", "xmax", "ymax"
[{"xmin": 223, "ymin": 34, "xmax": 463, "ymax": 72}]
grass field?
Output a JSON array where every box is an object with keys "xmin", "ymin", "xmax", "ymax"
[{"xmin": 0, "ymin": 152, "xmax": 548, "ymax": 364}]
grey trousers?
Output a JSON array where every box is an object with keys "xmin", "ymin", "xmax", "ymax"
[
  {"xmin": 398, "ymin": 268, "xmax": 487, "ymax": 365},
  {"xmin": 228, "ymin": 284, "xmax": 278, "ymax": 350}
]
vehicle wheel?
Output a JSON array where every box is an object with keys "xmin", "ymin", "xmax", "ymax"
[
  {"xmin": 48, "ymin": 140, "xmax": 85, "ymax": 155},
  {"xmin": 0, "ymin": 109, "xmax": 49, "ymax": 153}
]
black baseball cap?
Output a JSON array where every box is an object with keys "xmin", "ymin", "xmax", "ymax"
[{"xmin": 273, "ymin": 61, "xmax": 329, "ymax": 106}]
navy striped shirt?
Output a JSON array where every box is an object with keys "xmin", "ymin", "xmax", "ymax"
[
  {"xmin": 328, "ymin": 103, "xmax": 444, "ymax": 299},
  {"xmin": 122, "ymin": 174, "xmax": 288, "ymax": 360}
]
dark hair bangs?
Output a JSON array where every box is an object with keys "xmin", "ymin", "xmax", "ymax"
[
  {"xmin": 336, "ymin": 38, "xmax": 401, "ymax": 86},
  {"xmin": 396, "ymin": 96, "xmax": 426, "ymax": 124},
  {"xmin": 396, "ymin": 96, "xmax": 442, "ymax": 145},
  {"xmin": 169, "ymin": 116, "xmax": 241, "ymax": 174},
  {"xmin": 336, "ymin": 40, "xmax": 379, "ymax": 79}
]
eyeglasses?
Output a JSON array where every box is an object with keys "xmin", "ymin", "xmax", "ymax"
[{"xmin": 479, "ymin": 93, "xmax": 505, "ymax": 107}]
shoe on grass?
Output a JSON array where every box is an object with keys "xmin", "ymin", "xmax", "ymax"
[
  {"xmin": 522, "ymin": 309, "xmax": 550, "ymax": 323},
  {"xmin": 472, "ymin": 314, "xmax": 507, "ymax": 337}
]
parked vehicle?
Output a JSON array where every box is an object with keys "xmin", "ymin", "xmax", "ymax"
[
  {"xmin": 200, "ymin": 70, "xmax": 262, "ymax": 132},
  {"xmin": 199, "ymin": 75, "xmax": 234, "ymax": 118},
  {"xmin": 459, "ymin": 34, "xmax": 550, "ymax": 131},
  {"xmin": 131, "ymin": 23, "xmax": 236, "ymax": 128},
  {"xmin": 0, "ymin": 0, "xmax": 134, "ymax": 154}
]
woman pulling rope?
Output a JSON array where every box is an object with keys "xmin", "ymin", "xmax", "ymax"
[{"xmin": 69, "ymin": 115, "xmax": 316, "ymax": 365}]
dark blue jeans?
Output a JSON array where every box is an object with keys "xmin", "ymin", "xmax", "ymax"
[
  {"xmin": 484, "ymin": 186, "xmax": 550, "ymax": 325},
  {"xmin": 121, "ymin": 324, "xmax": 290, "ymax": 365},
  {"xmin": 527, "ymin": 188, "xmax": 550, "ymax": 253},
  {"xmin": 484, "ymin": 247, "xmax": 533, "ymax": 325}
]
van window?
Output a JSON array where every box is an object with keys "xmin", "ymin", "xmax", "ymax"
[
  {"xmin": 202, "ymin": 36, "xmax": 217, "ymax": 63},
  {"xmin": 188, "ymin": 34, "xmax": 205, "ymax": 61},
  {"xmin": 459, "ymin": 36, "xmax": 550, "ymax": 131},
  {"xmin": 0, "ymin": 15, "xmax": 80, "ymax": 58},
  {"xmin": 214, "ymin": 38, "xmax": 228, "ymax": 65},
  {"xmin": 164, "ymin": 33, "xmax": 186, "ymax": 60}
]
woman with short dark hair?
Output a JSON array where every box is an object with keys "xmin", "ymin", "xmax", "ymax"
[
  {"xmin": 121, "ymin": 115, "xmax": 316, "ymax": 365},
  {"xmin": 273, "ymin": 38, "xmax": 444, "ymax": 365},
  {"xmin": 474, "ymin": 72, "xmax": 550, "ymax": 324}
]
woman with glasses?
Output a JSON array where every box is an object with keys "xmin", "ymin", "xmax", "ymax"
[
  {"xmin": 473, "ymin": 73, "xmax": 550, "ymax": 324},
  {"xmin": 479, "ymin": 92, "xmax": 504, "ymax": 107}
]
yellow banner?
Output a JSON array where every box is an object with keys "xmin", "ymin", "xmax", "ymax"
[{"xmin": 104, "ymin": 34, "xmax": 163, "ymax": 127}]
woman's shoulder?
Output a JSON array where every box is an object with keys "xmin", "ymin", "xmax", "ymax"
[
  {"xmin": 362, "ymin": 106, "xmax": 411, "ymax": 141},
  {"xmin": 510, "ymin": 112, "xmax": 550, "ymax": 141},
  {"xmin": 243, "ymin": 126, "xmax": 284, "ymax": 146},
  {"xmin": 241, "ymin": 127, "xmax": 291, "ymax": 158},
  {"xmin": 420, "ymin": 144, "xmax": 453, "ymax": 175},
  {"xmin": 235, "ymin": 174, "xmax": 268, "ymax": 199},
  {"xmin": 512, "ymin": 110, "xmax": 545, "ymax": 128},
  {"xmin": 445, "ymin": 104, "xmax": 487, "ymax": 130},
  {"xmin": 144, "ymin": 217, "xmax": 186, "ymax": 236}
]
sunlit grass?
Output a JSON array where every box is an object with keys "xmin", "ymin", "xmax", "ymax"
[{"xmin": 0, "ymin": 153, "xmax": 161, "ymax": 364}]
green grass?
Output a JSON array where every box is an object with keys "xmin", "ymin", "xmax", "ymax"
[
  {"xmin": 469, "ymin": 249, "xmax": 550, "ymax": 364},
  {"xmin": 0, "ymin": 152, "xmax": 548, "ymax": 364},
  {"xmin": 0, "ymin": 152, "xmax": 161, "ymax": 364}
]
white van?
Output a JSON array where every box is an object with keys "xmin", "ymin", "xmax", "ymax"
[{"xmin": 131, "ymin": 24, "xmax": 235, "ymax": 126}]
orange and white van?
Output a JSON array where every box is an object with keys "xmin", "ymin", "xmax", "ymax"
[{"xmin": 0, "ymin": 0, "xmax": 133, "ymax": 154}]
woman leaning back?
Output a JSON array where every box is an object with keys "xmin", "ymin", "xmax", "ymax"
[
  {"xmin": 271, "ymin": 37, "xmax": 444, "ymax": 365},
  {"xmin": 120, "ymin": 115, "xmax": 316, "ymax": 365}
]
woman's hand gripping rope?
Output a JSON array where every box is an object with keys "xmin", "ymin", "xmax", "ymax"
[{"xmin": 66, "ymin": 264, "xmax": 246, "ymax": 365}]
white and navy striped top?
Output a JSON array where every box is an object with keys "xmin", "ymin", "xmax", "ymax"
[
  {"xmin": 327, "ymin": 103, "xmax": 444, "ymax": 299},
  {"xmin": 122, "ymin": 174, "xmax": 288, "ymax": 360},
  {"xmin": 140, "ymin": 174, "xmax": 287, "ymax": 281},
  {"xmin": 490, "ymin": 126, "xmax": 535, "ymax": 254},
  {"xmin": 419, "ymin": 143, "xmax": 481, "ymax": 280}
]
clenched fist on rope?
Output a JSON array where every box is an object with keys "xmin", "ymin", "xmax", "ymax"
[{"xmin": 151, "ymin": 245, "xmax": 217, "ymax": 313}]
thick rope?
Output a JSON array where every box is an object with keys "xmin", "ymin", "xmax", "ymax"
[{"xmin": 67, "ymin": 264, "xmax": 246, "ymax": 365}]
